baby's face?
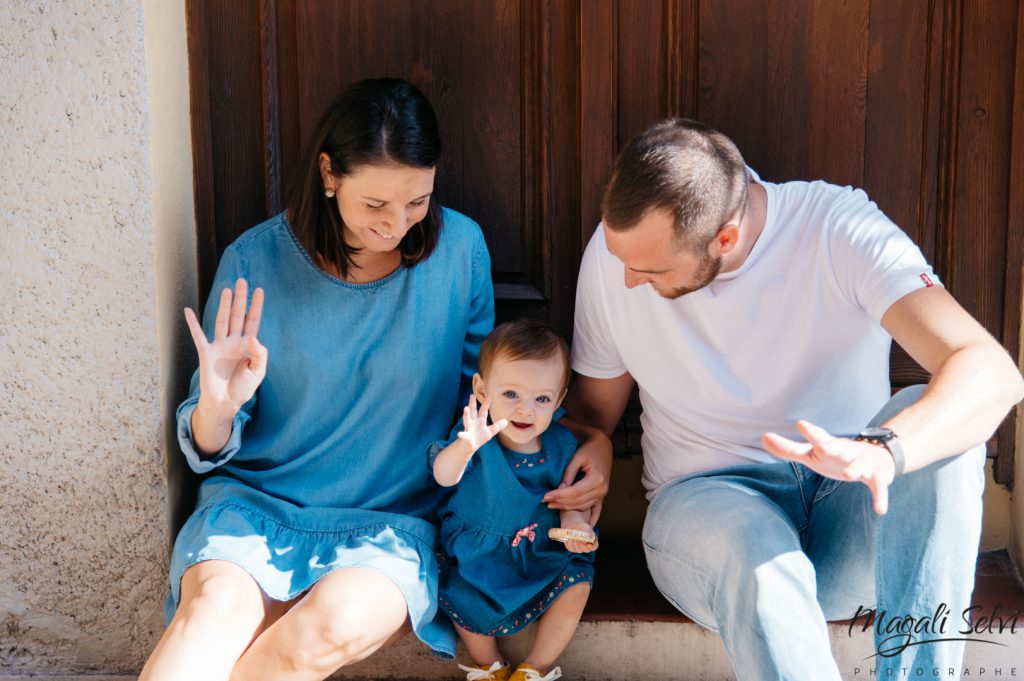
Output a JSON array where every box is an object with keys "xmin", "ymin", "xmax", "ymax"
[{"xmin": 475, "ymin": 354, "xmax": 566, "ymax": 452}]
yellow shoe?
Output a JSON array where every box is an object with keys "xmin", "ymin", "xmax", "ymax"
[
  {"xmin": 457, "ymin": 660, "xmax": 511, "ymax": 680},
  {"xmin": 509, "ymin": 663, "xmax": 562, "ymax": 681}
]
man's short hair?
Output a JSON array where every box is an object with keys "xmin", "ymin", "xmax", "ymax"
[
  {"xmin": 479, "ymin": 320, "xmax": 571, "ymax": 394},
  {"xmin": 602, "ymin": 118, "xmax": 749, "ymax": 250}
]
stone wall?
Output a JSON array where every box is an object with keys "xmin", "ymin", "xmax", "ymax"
[{"xmin": 0, "ymin": 0, "xmax": 183, "ymax": 674}]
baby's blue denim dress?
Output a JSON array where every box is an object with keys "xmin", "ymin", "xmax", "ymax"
[
  {"xmin": 168, "ymin": 208, "xmax": 494, "ymax": 659},
  {"xmin": 428, "ymin": 422, "xmax": 596, "ymax": 635}
]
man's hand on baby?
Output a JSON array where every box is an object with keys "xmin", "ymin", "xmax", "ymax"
[{"xmin": 456, "ymin": 395, "xmax": 509, "ymax": 453}]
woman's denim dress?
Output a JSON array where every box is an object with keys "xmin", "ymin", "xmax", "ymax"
[{"xmin": 168, "ymin": 208, "xmax": 494, "ymax": 659}]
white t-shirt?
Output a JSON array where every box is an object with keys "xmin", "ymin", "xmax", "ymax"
[{"xmin": 572, "ymin": 178, "xmax": 941, "ymax": 499}]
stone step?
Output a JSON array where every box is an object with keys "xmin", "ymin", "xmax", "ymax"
[
  {"xmin": 336, "ymin": 614, "xmax": 1024, "ymax": 680},
  {"xmin": 4, "ymin": 551, "xmax": 1020, "ymax": 681},
  {"xmin": 331, "ymin": 547, "xmax": 1024, "ymax": 680}
]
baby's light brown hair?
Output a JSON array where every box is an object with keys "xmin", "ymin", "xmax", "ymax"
[{"xmin": 478, "ymin": 320, "xmax": 572, "ymax": 394}]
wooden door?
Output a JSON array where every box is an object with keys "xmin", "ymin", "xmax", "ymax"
[
  {"xmin": 187, "ymin": 0, "xmax": 583, "ymax": 331},
  {"xmin": 186, "ymin": 0, "xmax": 1023, "ymax": 484}
]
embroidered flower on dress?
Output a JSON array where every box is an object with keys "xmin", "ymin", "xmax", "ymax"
[{"xmin": 511, "ymin": 523, "xmax": 539, "ymax": 547}]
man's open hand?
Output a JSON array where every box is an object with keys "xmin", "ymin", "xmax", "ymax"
[{"xmin": 761, "ymin": 420, "xmax": 896, "ymax": 515}]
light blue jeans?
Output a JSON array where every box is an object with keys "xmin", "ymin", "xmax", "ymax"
[{"xmin": 642, "ymin": 386, "xmax": 987, "ymax": 680}]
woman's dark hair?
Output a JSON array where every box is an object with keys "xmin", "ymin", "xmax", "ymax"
[{"xmin": 287, "ymin": 78, "xmax": 443, "ymax": 278}]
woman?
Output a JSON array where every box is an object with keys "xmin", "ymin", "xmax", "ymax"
[{"xmin": 141, "ymin": 78, "xmax": 610, "ymax": 681}]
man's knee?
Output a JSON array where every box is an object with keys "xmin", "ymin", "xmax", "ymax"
[
  {"xmin": 643, "ymin": 478, "xmax": 801, "ymax": 570},
  {"xmin": 894, "ymin": 440, "xmax": 986, "ymax": 506},
  {"xmin": 869, "ymin": 384, "xmax": 928, "ymax": 426},
  {"xmin": 642, "ymin": 479, "xmax": 815, "ymax": 628}
]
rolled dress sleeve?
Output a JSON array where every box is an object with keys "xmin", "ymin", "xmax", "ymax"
[
  {"xmin": 426, "ymin": 423, "xmax": 474, "ymax": 477},
  {"xmin": 459, "ymin": 229, "xmax": 495, "ymax": 408},
  {"xmin": 176, "ymin": 245, "xmax": 257, "ymax": 473}
]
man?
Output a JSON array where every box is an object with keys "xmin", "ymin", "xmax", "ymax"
[{"xmin": 563, "ymin": 118, "xmax": 1024, "ymax": 679}]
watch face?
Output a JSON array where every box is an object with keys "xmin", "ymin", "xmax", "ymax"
[{"xmin": 860, "ymin": 426, "xmax": 893, "ymax": 440}]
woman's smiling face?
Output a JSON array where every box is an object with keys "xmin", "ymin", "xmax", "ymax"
[{"xmin": 322, "ymin": 156, "xmax": 436, "ymax": 254}]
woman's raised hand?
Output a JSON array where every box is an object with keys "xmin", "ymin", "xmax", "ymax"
[
  {"xmin": 184, "ymin": 278, "xmax": 268, "ymax": 417},
  {"xmin": 456, "ymin": 395, "xmax": 508, "ymax": 453}
]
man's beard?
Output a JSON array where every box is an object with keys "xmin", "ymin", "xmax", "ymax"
[{"xmin": 657, "ymin": 254, "xmax": 723, "ymax": 299}]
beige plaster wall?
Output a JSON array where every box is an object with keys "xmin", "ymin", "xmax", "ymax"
[
  {"xmin": 0, "ymin": 0, "xmax": 172, "ymax": 674},
  {"xmin": 982, "ymin": 460, "xmax": 1012, "ymax": 553},
  {"xmin": 143, "ymin": 0, "xmax": 198, "ymax": 545},
  {"xmin": 1012, "ymin": 289, "xmax": 1024, "ymax": 573}
]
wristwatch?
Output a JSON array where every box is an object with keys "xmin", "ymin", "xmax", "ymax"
[{"xmin": 856, "ymin": 426, "xmax": 905, "ymax": 477}]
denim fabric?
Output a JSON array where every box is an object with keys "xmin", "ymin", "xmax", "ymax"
[
  {"xmin": 169, "ymin": 208, "xmax": 495, "ymax": 659},
  {"xmin": 642, "ymin": 386, "xmax": 986, "ymax": 680},
  {"xmin": 428, "ymin": 422, "xmax": 594, "ymax": 635}
]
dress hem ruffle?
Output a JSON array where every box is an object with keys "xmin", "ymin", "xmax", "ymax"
[
  {"xmin": 440, "ymin": 564, "xmax": 594, "ymax": 637},
  {"xmin": 166, "ymin": 498, "xmax": 456, "ymax": 659}
]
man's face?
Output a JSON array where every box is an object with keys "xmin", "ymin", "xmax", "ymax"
[{"xmin": 603, "ymin": 208, "xmax": 722, "ymax": 299}]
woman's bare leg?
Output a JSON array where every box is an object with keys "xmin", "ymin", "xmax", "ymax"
[
  {"xmin": 522, "ymin": 582, "xmax": 590, "ymax": 673},
  {"xmin": 228, "ymin": 568, "xmax": 410, "ymax": 681},
  {"xmin": 139, "ymin": 561, "xmax": 267, "ymax": 681}
]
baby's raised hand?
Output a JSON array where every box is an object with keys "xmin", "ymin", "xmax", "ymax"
[{"xmin": 456, "ymin": 395, "xmax": 508, "ymax": 453}]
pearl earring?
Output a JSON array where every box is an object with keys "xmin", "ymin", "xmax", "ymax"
[{"xmin": 324, "ymin": 188, "xmax": 336, "ymax": 198}]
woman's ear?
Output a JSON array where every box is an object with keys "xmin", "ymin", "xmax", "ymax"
[
  {"xmin": 318, "ymin": 152, "xmax": 335, "ymax": 189},
  {"xmin": 472, "ymin": 373, "xmax": 486, "ymax": 401}
]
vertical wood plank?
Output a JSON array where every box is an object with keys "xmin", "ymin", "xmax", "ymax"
[
  {"xmin": 274, "ymin": 0, "xmax": 300, "ymax": 205},
  {"xmin": 520, "ymin": 0, "xmax": 544, "ymax": 302},
  {"xmin": 208, "ymin": 1, "xmax": 267, "ymax": 249},
  {"xmin": 763, "ymin": 0, "xmax": 811, "ymax": 182},
  {"xmin": 458, "ymin": 0, "xmax": 523, "ymax": 275},
  {"xmin": 997, "ymin": 0, "xmax": 1024, "ymax": 486},
  {"xmin": 698, "ymin": 0, "xmax": 768, "ymax": 171},
  {"xmin": 949, "ymin": 1, "xmax": 1016, "ymax": 330},
  {"xmin": 863, "ymin": 1, "xmax": 930, "ymax": 248},
  {"xmin": 916, "ymin": 0, "xmax": 948, "ymax": 266},
  {"xmin": 807, "ymin": 0, "xmax": 869, "ymax": 186},
  {"xmin": 259, "ymin": 0, "xmax": 283, "ymax": 216},
  {"xmin": 617, "ymin": 0, "xmax": 665, "ymax": 144},
  {"xmin": 580, "ymin": 0, "xmax": 616, "ymax": 246},
  {"xmin": 185, "ymin": 0, "xmax": 217, "ymax": 309},
  {"xmin": 934, "ymin": 0, "xmax": 962, "ymax": 283},
  {"xmin": 187, "ymin": 0, "xmax": 268, "ymax": 301},
  {"xmin": 547, "ymin": 0, "xmax": 583, "ymax": 335},
  {"xmin": 666, "ymin": 0, "xmax": 699, "ymax": 120}
]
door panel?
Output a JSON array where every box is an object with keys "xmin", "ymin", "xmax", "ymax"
[{"xmin": 187, "ymin": 0, "xmax": 1022, "ymax": 484}]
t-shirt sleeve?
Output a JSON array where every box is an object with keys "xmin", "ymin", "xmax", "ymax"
[
  {"xmin": 176, "ymin": 245, "xmax": 257, "ymax": 474},
  {"xmin": 825, "ymin": 188, "xmax": 942, "ymax": 323},
  {"xmin": 571, "ymin": 228, "xmax": 628, "ymax": 378},
  {"xmin": 459, "ymin": 227, "xmax": 495, "ymax": 409}
]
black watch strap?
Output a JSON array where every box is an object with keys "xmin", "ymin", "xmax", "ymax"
[{"xmin": 856, "ymin": 427, "xmax": 906, "ymax": 477}]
